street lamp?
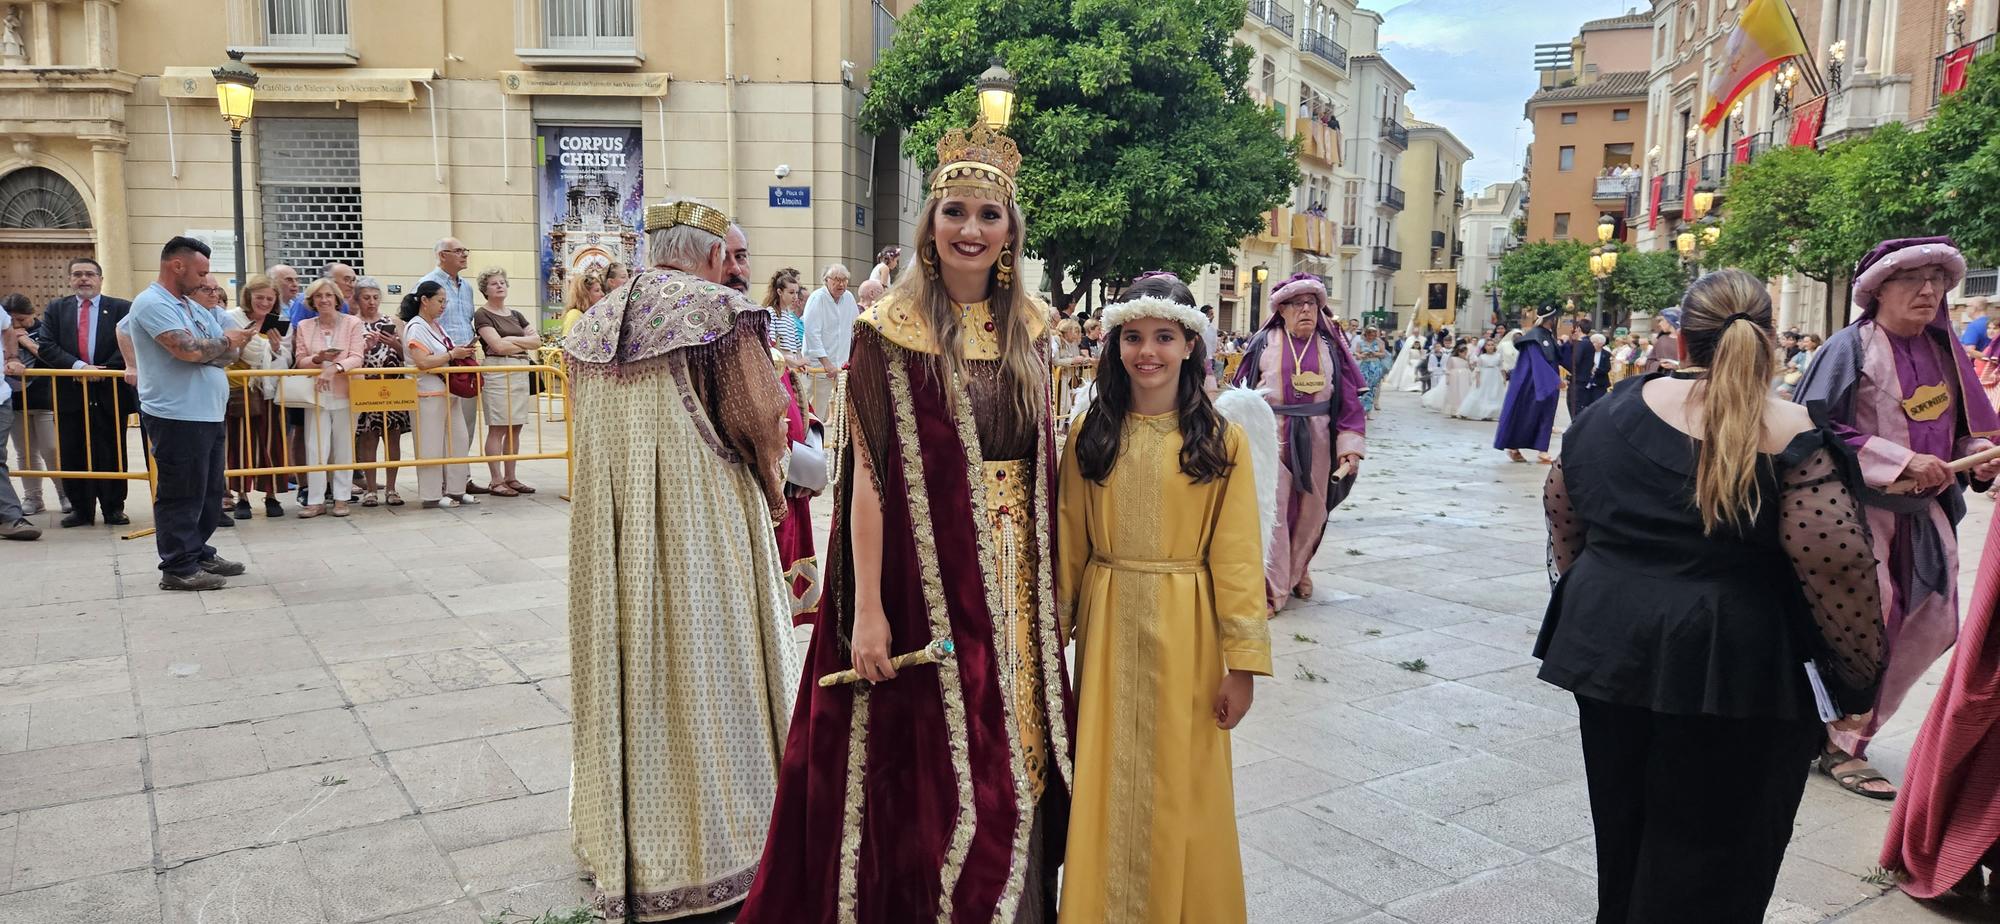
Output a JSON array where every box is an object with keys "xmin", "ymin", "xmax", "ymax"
[
  {"xmin": 1596, "ymin": 214, "xmax": 1615, "ymax": 245},
  {"xmin": 1590, "ymin": 245, "xmax": 1618, "ymax": 329},
  {"xmin": 1690, "ymin": 188, "xmax": 1715, "ymax": 221},
  {"xmin": 213, "ymin": 49, "xmax": 258, "ymax": 301},
  {"xmin": 1250, "ymin": 264, "xmax": 1270, "ymax": 330},
  {"xmin": 977, "ymin": 58, "xmax": 1017, "ymax": 131}
]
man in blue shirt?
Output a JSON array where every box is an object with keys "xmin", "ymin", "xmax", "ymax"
[
  {"xmin": 418, "ymin": 237, "xmax": 484, "ymax": 495},
  {"xmin": 1961, "ymin": 296, "xmax": 1995, "ymax": 353},
  {"xmin": 128, "ymin": 236, "xmax": 256, "ymax": 591}
]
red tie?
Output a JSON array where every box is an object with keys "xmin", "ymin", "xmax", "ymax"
[{"xmin": 76, "ymin": 297, "xmax": 92, "ymax": 362}]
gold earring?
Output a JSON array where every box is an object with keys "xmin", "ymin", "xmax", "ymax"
[
  {"xmin": 995, "ymin": 246, "xmax": 1015, "ymax": 287},
  {"xmin": 919, "ymin": 241, "xmax": 940, "ymax": 280}
]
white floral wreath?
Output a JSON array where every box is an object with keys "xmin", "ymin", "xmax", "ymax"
[{"xmin": 1097, "ymin": 296, "xmax": 1209, "ymax": 335}]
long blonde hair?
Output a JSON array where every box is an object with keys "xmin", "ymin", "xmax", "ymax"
[
  {"xmin": 895, "ymin": 196, "xmax": 1044, "ymax": 424},
  {"xmin": 1680, "ymin": 269, "xmax": 1777, "ymax": 535},
  {"xmin": 563, "ymin": 271, "xmax": 604, "ymax": 315}
]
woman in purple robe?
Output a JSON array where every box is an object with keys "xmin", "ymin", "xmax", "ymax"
[
  {"xmin": 1794, "ymin": 236, "xmax": 2000, "ymax": 799},
  {"xmin": 1229, "ymin": 273, "xmax": 1366, "ymax": 613},
  {"xmin": 1494, "ymin": 309, "xmax": 1563, "ymax": 463}
]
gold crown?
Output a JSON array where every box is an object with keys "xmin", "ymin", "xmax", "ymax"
[
  {"xmin": 643, "ymin": 200, "xmax": 730, "ymax": 237},
  {"xmin": 931, "ymin": 121, "xmax": 1021, "ymax": 202}
]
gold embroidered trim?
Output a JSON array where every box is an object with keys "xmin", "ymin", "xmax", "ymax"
[
  {"xmin": 856, "ymin": 293, "xmax": 1052, "ymax": 359},
  {"xmin": 1105, "ymin": 416, "xmax": 1168, "ymax": 919},
  {"xmin": 885, "ymin": 351, "xmax": 980, "ymax": 923},
  {"xmin": 1029, "ymin": 349, "xmax": 1074, "ymax": 788},
  {"xmin": 835, "ymin": 688, "xmax": 870, "ymax": 924},
  {"xmin": 945, "ymin": 367, "xmax": 1036, "ymax": 924},
  {"xmin": 826, "ymin": 368, "xmax": 850, "ymax": 493}
]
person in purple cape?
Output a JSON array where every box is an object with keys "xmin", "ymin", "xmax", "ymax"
[
  {"xmin": 1229, "ymin": 272, "xmax": 1366, "ymax": 613},
  {"xmin": 1794, "ymin": 235, "xmax": 2000, "ymax": 799},
  {"xmin": 1494, "ymin": 308, "xmax": 1564, "ymax": 463}
]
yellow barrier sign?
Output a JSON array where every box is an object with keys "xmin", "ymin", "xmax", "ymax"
[{"xmin": 349, "ymin": 377, "xmax": 419, "ymax": 414}]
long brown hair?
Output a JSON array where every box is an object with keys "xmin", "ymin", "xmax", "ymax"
[
  {"xmin": 1075, "ymin": 275, "xmax": 1232, "ymax": 484},
  {"xmin": 1678, "ymin": 269, "xmax": 1777, "ymax": 535},
  {"xmin": 761, "ymin": 268, "xmax": 801, "ymax": 311},
  {"xmin": 893, "ymin": 196, "xmax": 1044, "ymax": 424}
]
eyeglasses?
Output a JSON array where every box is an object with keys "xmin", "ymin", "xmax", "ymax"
[
  {"xmin": 443, "ymin": 248, "xmax": 470, "ymax": 256},
  {"xmin": 1892, "ymin": 269, "xmax": 1951, "ymax": 289},
  {"xmin": 70, "ymin": 270, "xmax": 101, "ymax": 278}
]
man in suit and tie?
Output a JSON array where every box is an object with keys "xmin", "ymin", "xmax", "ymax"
[{"xmin": 35, "ymin": 257, "xmax": 137, "ymax": 527}]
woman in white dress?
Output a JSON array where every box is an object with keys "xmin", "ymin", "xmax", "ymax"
[
  {"xmin": 1443, "ymin": 343, "xmax": 1474, "ymax": 418},
  {"xmin": 1458, "ymin": 338, "xmax": 1508, "ymax": 420},
  {"xmin": 1381, "ymin": 329, "xmax": 1423, "ymax": 392},
  {"xmin": 1421, "ymin": 344, "xmax": 1450, "ymax": 411}
]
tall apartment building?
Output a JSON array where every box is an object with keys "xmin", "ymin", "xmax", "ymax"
[
  {"xmin": 1392, "ymin": 118, "xmax": 1470, "ymax": 328},
  {"xmin": 1633, "ymin": 0, "xmax": 2000, "ymax": 331},
  {"xmin": 1522, "ymin": 14, "xmax": 1651, "ymax": 250},
  {"xmin": 1458, "ymin": 179, "xmax": 1527, "ymax": 329},
  {"xmin": 1190, "ymin": 0, "xmax": 1364, "ymax": 332},
  {"xmin": 0, "ymin": 0, "xmax": 919, "ymax": 316}
]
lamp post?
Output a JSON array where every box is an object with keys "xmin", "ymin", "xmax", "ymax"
[
  {"xmin": 1678, "ymin": 188, "xmax": 1718, "ymax": 281},
  {"xmin": 1590, "ymin": 215, "xmax": 1618, "ymax": 329},
  {"xmin": 1249, "ymin": 264, "xmax": 1270, "ymax": 331},
  {"xmin": 213, "ymin": 50, "xmax": 258, "ymax": 301},
  {"xmin": 977, "ymin": 57, "xmax": 1017, "ymax": 131}
]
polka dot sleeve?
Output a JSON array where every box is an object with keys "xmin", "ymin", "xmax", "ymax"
[
  {"xmin": 1543, "ymin": 461, "xmax": 1585, "ymax": 587},
  {"xmin": 1779, "ymin": 444, "xmax": 1885, "ymax": 696}
]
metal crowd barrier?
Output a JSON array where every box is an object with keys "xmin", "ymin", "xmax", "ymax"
[{"xmin": 9, "ymin": 364, "xmax": 573, "ymax": 536}]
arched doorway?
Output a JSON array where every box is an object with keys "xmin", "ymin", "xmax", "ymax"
[{"xmin": 0, "ymin": 166, "xmax": 95, "ymax": 307}]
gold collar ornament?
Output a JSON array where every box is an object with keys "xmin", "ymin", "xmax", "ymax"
[
  {"xmin": 642, "ymin": 200, "xmax": 730, "ymax": 237},
  {"xmin": 932, "ymin": 121, "xmax": 1022, "ymax": 203}
]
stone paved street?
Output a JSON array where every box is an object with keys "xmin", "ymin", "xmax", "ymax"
[{"xmin": 0, "ymin": 397, "xmax": 1988, "ymax": 923}]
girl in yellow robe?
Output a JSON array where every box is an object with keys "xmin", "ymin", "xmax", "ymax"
[{"xmin": 1057, "ymin": 274, "xmax": 1276, "ymax": 923}]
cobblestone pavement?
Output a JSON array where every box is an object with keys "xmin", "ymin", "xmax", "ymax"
[{"xmin": 0, "ymin": 396, "xmax": 1987, "ymax": 923}]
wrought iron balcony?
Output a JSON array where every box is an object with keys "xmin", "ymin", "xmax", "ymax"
[
  {"xmin": 1301, "ymin": 28, "xmax": 1348, "ymax": 69},
  {"xmin": 1656, "ymin": 168, "xmax": 1686, "ymax": 216},
  {"xmin": 1382, "ymin": 117, "xmax": 1409, "ymax": 150},
  {"xmin": 1380, "ymin": 184, "xmax": 1405, "ymax": 211},
  {"xmin": 1431, "ymin": 230, "xmax": 1447, "ymax": 250},
  {"xmin": 1340, "ymin": 225, "xmax": 1361, "ymax": 247},
  {"xmin": 1697, "ymin": 152, "xmax": 1730, "ymax": 185},
  {"xmin": 1936, "ymin": 33, "xmax": 1997, "ymax": 108},
  {"xmin": 1372, "ymin": 246, "xmax": 1402, "ymax": 271},
  {"xmin": 1246, "ymin": 0, "xmax": 1294, "ymax": 37},
  {"xmin": 1453, "ymin": 188, "xmax": 1465, "ymax": 208}
]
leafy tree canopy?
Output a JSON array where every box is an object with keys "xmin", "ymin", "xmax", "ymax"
[
  {"xmin": 1492, "ymin": 241, "xmax": 1590, "ymax": 315},
  {"xmin": 860, "ymin": 0, "xmax": 1299, "ymax": 309}
]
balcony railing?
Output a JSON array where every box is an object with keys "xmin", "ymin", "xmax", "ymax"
[
  {"xmin": 1696, "ymin": 152, "xmax": 1730, "ymax": 186},
  {"xmin": 1382, "ymin": 118, "xmax": 1409, "ymax": 150},
  {"xmin": 1936, "ymin": 33, "xmax": 1997, "ymax": 108},
  {"xmin": 1246, "ymin": 0, "xmax": 1294, "ymax": 37},
  {"xmin": 1656, "ymin": 168, "xmax": 1686, "ymax": 213},
  {"xmin": 1453, "ymin": 188, "xmax": 1465, "ymax": 208},
  {"xmin": 1451, "ymin": 240, "xmax": 1464, "ymax": 258},
  {"xmin": 1301, "ymin": 28, "xmax": 1348, "ymax": 69},
  {"xmin": 1372, "ymin": 246, "xmax": 1403, "ymax": 271},
  {"xmin": 1340, "ymin": 225, "xmax": 1361, "ymax": 247},
  {"xmin": 1380, "ymin": 184, "xmax": 1405, "ymax": 211},
  {"xmin": 1593, "ymin": 173, "xmax": 1641, "ymax": 202},
  {"xmin": 1431, "ymin": 230, "xmax": 1447, "ymax": 250}
]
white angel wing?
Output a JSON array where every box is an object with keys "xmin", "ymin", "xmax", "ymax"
[{"xmin": 1212, "ymin": 385, "xmax": 1280, "ymax": 561}]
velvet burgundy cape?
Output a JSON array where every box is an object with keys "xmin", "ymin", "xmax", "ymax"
[{"xmin": 738, "ymin": 325, "xmax": 1076, "ymax": 923}]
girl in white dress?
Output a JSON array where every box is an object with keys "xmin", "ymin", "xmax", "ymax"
[
  {"xmin": 1421, "ymin": 344, "xmax": 1450, "ymax": 411},
  {"xmin": 1443, "ymin": 343, "xmax": 1474, "ymax": 418},
  {"xmin": 1458, "ymin": 339, "xmax": 1508, "ymax": 420},
  {"xmin": 1381, "ymin": 330, "xmax": 1423, "ymax": 392}
]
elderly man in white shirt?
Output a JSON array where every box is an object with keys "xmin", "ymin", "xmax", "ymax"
[{"xmin": 800, "ymin": 262, "xmax": 859, "ymax": 419}]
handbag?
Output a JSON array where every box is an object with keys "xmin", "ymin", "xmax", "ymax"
[
  {"xmin": 513, "ymin": 311, "xmax": 544, "ymax": 396},
  {"xmin": 785, "ymin": 419, "xmax": 829, "ymax": 493},
  {"xmin": 448, "ymin": 354, "xmax": 482, "ymax": 399}
]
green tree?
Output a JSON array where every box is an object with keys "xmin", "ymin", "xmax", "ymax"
[
  {"xmin": 859, "ymin": 0, "xmax": 1298, "ymax": 310},
  {"xmin": 1492, "ymin": 240, "xmax": 1590, "ymax": 315},
  {"xmin": 1929, "ymin": 54, "xmax": 2000, "ymax": 265},
  {"xmin": 1706, "ymin": 145, "xmax": 1839, "ymax": 282},
  {"xmin": 1606, "ymin": 249, "xmax": 1686, "ymax": 323}
]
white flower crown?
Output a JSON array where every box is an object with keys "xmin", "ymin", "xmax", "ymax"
[{"xmin": 1097, "ymin": 296, "xmax": 1209, "ymax": 335}]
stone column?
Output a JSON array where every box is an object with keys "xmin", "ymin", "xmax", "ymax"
[
  {"xmin": 29, "ymin": 0, "xmax": 52, "ymax": 66},
  {"xmin": 1778, "ymin": 272, "xmax": 1800, "ymax": 332},
  {"xmin": 1863, "ymin": 0, "xmax": 1889, "ymax": 75},
  {"xmin": 89, "ymin": 140, "xmax": 132, "ymax": 294},
  {"xmin": 82, "ymin": 0, "xmax": 115, "ymax": 70}
]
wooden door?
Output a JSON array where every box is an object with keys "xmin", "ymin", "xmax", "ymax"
[{"xmin": 0, "ymin": 239, "xmax": 93, "ymax": 308}]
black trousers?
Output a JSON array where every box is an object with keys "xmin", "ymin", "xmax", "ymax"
[
  {"xmin": 55, "ymin": 383, "xmax": 132, "ymax": 517},
  {"xmin": 143, "ymin": 415, "xmax": 226, "ymax": 577},
  {"xmin": 1576, "ymin": 696, "xmax": 1822, "ymax": 924}
]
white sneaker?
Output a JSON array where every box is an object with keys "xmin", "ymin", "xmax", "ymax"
[
  {"xmin": 454, "ymin": 494, "xmax": 480, "ymax": 505},
  {"xmin": 21, "ymin": 499, "xmax": 42, "ymax": 516}
]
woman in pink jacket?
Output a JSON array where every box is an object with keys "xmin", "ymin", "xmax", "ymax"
[{"xmin": 292, "ymin": 278, "xmax": 365, "ymax": 518}]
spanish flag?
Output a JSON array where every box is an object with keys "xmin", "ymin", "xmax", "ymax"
[{"xmin": 1700, "ymin": 0, "xmax": 1810, "ymax": 130}]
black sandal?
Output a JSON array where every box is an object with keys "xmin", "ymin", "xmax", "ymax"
[{"xmin": 1817, "ymin": 748, "xmax": 1897, "ymax": 800}]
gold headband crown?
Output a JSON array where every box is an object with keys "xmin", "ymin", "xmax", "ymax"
[
  {"xmin": 643, "ymin": 200, "xmax": 730, "ymax": 238},
  {"xmin": 932, "ymin": 121, "xmax": 1021, "ymax": 201}
]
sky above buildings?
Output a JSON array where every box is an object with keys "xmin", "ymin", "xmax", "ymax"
[{"xmin": 1359, "ymin": 0, "xmax": 1642, "ymax": 192}]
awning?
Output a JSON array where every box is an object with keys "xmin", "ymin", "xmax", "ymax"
[
  {"xmin": 498, "ymin": 70, "xmax": 669, "ymax": 97},
  {"xmin": 159, "ymin": 67, "xmax": 436, "ymax": 103}
]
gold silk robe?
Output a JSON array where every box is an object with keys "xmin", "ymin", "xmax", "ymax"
[{"xmin": 1055, "ymin": 413, "xmax": 1273, "ymax": 924}]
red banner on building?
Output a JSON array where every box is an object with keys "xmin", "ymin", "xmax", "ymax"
[
  {"xmin": 1788, "ymin": 96, "xmax": 1827, "ymax": 148},
  {"xmin": 1733, "ymin": 136, "xmax": 1754, "ymax": 164},
  {"xmin": 1942, "ymin": 45, "xmax": 1978, "ymax": 98},
  {"xmin": 1649, "ymin": 174, "xmax": 1664, "ymax": 230}
]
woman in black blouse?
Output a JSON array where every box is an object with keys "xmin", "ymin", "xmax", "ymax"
[{"xmin": 1536, "ymin": 269, "xmax": 1886, "ymax": 923}]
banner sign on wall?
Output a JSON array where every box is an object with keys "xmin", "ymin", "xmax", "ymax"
[{"xmin": 535, "ymin": 123, "xmax": 643, "ymax": 311}]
